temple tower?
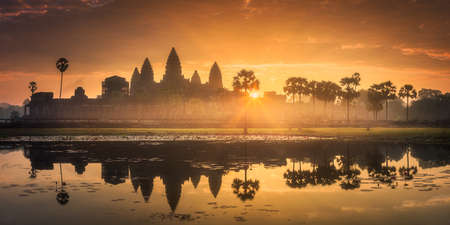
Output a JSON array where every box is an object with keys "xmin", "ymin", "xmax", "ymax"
[
  {"xmin": 191, "ymin": 70, "xmax": 201, "ymax": 86},
  {"xmin": 140, "ymin": 57, "xmax": 155, "ymax": 88},
  {"xmin": 161, "ymin": 48, "xmax": 185, "ymax": 91},
  {"xmin": 130, "ymin": 67, "xmax": 140, "ymax": 96},
  {"xmin": 208, "ymin": 62, "xmax": 223, "ymax": 89}
]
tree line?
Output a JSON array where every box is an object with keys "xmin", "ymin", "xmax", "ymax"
[{"xmin": 282, "ymin": 73, "xmax": 449, "ymax": 122}]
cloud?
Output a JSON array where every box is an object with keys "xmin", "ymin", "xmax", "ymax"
[
  {"xmin": 341, "ymin": 43, "xmax": 381, "ymax": 50},
  {"xmin": 0, "ymin": 0, "xmax": 113, "ymax": 20},
  {"xmin": 395, "ymin": 46, "xmax": 450, "ymax": 61}
]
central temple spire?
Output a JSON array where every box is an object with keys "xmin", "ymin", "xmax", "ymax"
[
  {"xmin": 161, "ymin": 47, "xmax": 185, "ymax": 91},
  {"xmin": 209, "ymin": 62, "xmax": 223, "ymax": 89}
]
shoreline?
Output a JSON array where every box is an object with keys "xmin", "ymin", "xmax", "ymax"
[{"xmin": 0, "ymin": 127, "xmax": 449, "ymax": 144}]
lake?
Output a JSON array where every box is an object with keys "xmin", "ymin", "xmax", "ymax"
[{"xmin": 0, "ymin": 138, "xmax": 449, "ymax": 225}]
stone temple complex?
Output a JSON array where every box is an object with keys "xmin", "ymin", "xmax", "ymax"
[{"xmin": 24, "ymin": 48, "xmax": 286, "ymax": 123}]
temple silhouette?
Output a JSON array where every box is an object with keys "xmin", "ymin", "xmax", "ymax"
[{"xmin": 23, "ymin": 47, "xmax": 285, "ymax": 123}]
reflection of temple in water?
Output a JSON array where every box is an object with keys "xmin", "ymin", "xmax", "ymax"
[{"xmin": 22, "ymin": 141, "xmax": 449, "ymax": 211}]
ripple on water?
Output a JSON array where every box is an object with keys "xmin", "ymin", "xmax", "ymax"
[{"xmin": 234, "ymin": 216, "xmax": 247, "ymax": 222}]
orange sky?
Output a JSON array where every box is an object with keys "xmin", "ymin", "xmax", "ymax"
[{"xmin": 1, "ymin": 0, "xmax": 449, "ymax": 104}]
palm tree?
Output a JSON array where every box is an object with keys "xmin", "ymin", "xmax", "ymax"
[
  {"xmin": 340, "ymin": 73, "xmax": 361, "ymax": 123},
  {"xmin": 316, "ymin": 81, "xmax": 341, "ymax": 118},
  {"xmin": 296, "ymin": 77, "xmax": 309, "ymax": 103},
  {"xmin": 232, "ymin": 69, "xmax": 260, "ymax": 134},
  {"xmin": 398, "ymin": 84, "xmax": 417, "ymax": 121},
  {"xmin": 56, "ymin": 58, "xmax": 69, "ymax": 99},
  {"xmin": 28, "ymin": 81, "xmax": 37, "ymax": 96},
  {"xmin": 233, "ymin": 69, "xmax": 260, "ymax": 95},
  {"xmin": 307, "ymin": 80, "xmax": 319, "ymax": 114},
  {"xmin": 376, "ymin": 81, "xmax": 397, "ymax": 120},
  {"xmin": 367, "ymin": 87, "xmax": 384, "ymax": 120},
  {"xmin": 283, "ymin": 77, "xmax": 298, "ymax": 104}
]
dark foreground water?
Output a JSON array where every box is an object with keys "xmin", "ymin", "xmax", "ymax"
[{"xmin": 0, "ymin": 139, "xmax": 449, "ymax": 225}]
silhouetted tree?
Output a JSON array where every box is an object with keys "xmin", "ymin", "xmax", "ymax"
[
  {"xmin": 373, "ymin": 81, "xmax": 396, "ymax": 120},
  {"xmin": 418, "ymin": 88, "xmax": 442, "ymax": 99},
  {"xmin": 367, "ymin": 86, "xmax": 384, "ymax": 120},
  {"xmin": 317, "ymin": 81, "xmax": 341, "ymax": 118},
  {"xmin": 307, "ymin": 80, "xmax": 319, "ymax": 114},
  {"xmin": 296, "ymin": 77, "xmax": 309, "ymax": 103},
  {"xmin": 410, "ymin": 89, "xmax": 449, "ymax": 120},
  {"xmin": 340, "ymin": 73, "xmax": 361, "ymax": 123},
  {"xmin": 232, "ymin": 69, "xmax": 259, "ymax": 134},
  {"xmin": 28, "ymin": 81, "xmax": 37, "ymax": 96},
  {"xmin": 398, "ymin": 84, "xmax": 417, "ymax": 121},
  {"xmin": 233, "ymin": 69, "xmax": 260, "ymax": 95},
  {"xmin": 284, "ymin": 77, "xmax": 298, "ymax": 104},
  {"xmin": 56, "ymin": 58, "xmax": 69, "ymax": 98}
]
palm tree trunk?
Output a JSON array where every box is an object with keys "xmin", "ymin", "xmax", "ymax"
[
  {"xmin": 59, "ymin": 71, "xmax": 64, "ymax": 99},
  {"xmin": 244, "ymin": 88, "xmax": 248, "ymax": 134},
  {"xmin": 346, "ymin": 98, "xmax": 350, "ymax": 123},
  {"xmin": 313, "ymin": 95, "xmax": 316, "ymax": 115},
  {"xmin": 244, "ymin": 106, "xmax": 248, "ymax": 134},
  {"xmin": 385, "ymin": 100, "xmax": 389, "ymax": 121},
  {"xmin": 406, "ymin": 96, "xmax": 409, "ymax": 121}
]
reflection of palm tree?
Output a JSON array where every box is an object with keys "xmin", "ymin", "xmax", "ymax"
[
  {"xmin": 28, "ymin": 168, "xmax": 37, "ymax": 179},
  {"xmin": 232, "ymin": 166, "xmax": 260, "ymax": 201},
  {"xmin": 232, "ymin": 141, "xmax": 260, "ymax": 201},
  {"xmin": 399, "ymin": 146, "xmax": 417, "ymax": 181},
  {"xmin": 368, "ymin": 151, "xmax": 397, "ymax": 188},
  {"xmin": 56, "ymin": 58, "xmax": 69, "ymax": 98},
  {"xmin": 56, "ymin": 163, "xmax": 69, "ymax": 205},
  {"xmin": 315, "ymin": 163, "xmax": 340, "ymax": 186},
  {"xmin": 283, "ymin": 160, "xmax": 308, "ymax": 189},
  {"xmin": 338, "ymin": 145, "xmax": 361, "ymax": 190},
  {"xmin": 310, "ymin": 152, "xmax": 340, "ymax": 186}
]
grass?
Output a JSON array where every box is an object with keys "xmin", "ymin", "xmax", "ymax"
[{"xmin": 0, "ymin": 127, "xmax": 449, "ymax": 139}]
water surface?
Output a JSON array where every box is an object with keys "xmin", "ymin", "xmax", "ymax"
[{"xmin": 0, "ymin": 140, "xmax": 449, "ymax": 225}]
